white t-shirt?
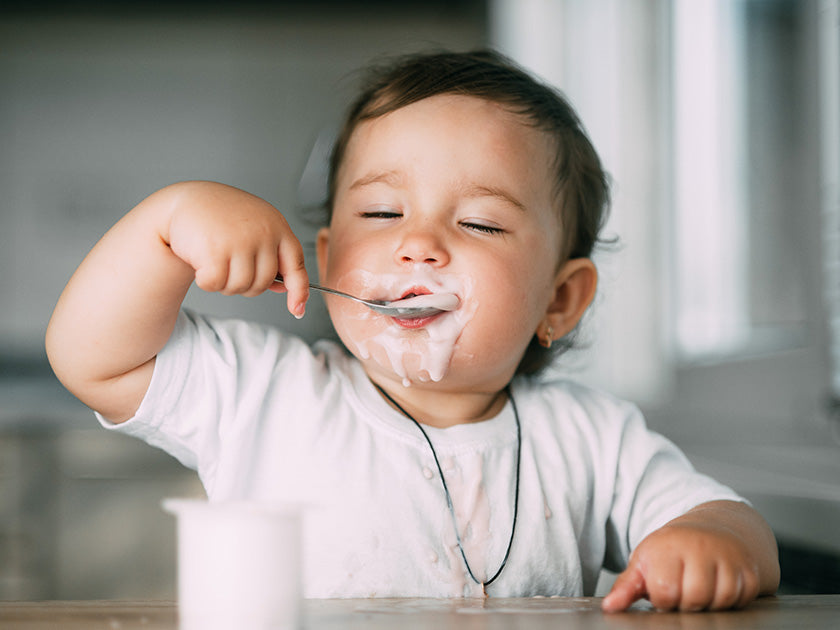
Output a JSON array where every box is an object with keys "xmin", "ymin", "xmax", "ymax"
[{"xmin": 99, "ymin": 311, "xmax": 743, "ymax": 598}]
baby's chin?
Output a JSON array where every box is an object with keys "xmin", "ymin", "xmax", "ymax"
[
  {"xmin": 353, "ymin": 338, "xmax": 450, "ymax": 389},
  {"xmin": 356, "ymin": 344, "xmax": 496, "ymax": 395},
  {"xmin": 335, "ymin": 314, "xmax": 466, "ymax": 385}
]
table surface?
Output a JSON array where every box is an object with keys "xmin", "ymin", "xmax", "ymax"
[{"xmin": 1, "ymin": 595, "xmax": 839, "ymax": 629}]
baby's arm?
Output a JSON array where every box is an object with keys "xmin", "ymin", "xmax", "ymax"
[
  {"xmin": 46, "ymin": 181, "xmax": 309, "ymax": 423},
  {"xmin": 602, "ymin": 500, "xmax": 780, "ymax": 612}
]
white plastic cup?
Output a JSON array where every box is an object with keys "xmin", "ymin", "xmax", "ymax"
[{"xmin": 163, "ymin": 498, "xmax": 302, "ymax": 630}]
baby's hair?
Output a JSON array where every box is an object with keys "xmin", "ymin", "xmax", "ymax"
[{"xmin": 326, "ymin": 49, "xmax": 611, "ymax": 374}]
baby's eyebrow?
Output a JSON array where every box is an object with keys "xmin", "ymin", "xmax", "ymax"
[
  {"xmin": 349, "ymin": 170, "xmax": 403, "ymax": 190},
  {"xmin": 348, "ymin": 171, "xmax": 526, "ymax": 212},
  {"xmin": 461, "ymin": 183, "xmax": 526, "ymax": 212}
]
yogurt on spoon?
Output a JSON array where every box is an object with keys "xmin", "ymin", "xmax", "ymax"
[{"xmin": 388, "ymin": 292, "xmax": 460, "ymax": 317}]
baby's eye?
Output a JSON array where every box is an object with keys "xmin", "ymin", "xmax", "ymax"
[
  {"xmin": 358, "ymin": 207, "xmax": 402, "ymax": 220},
  {"xmin": 460, "ymin": 220, "xmax": 505, "ymax": 235}
]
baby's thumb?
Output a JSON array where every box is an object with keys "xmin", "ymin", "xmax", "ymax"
[
  {"xmin": 276, "ymin": 246, "xmax": 309, "ymax": 319},
  {"xmin": 601, "ymin": 565, "xmax": 647, "ymax": 613}
]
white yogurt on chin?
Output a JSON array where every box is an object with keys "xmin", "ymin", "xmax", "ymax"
[{"xmin": 341, "ymin": 265, "xmax": 476, "ymax": 387}]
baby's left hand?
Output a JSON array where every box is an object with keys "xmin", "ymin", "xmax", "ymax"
[{"xmin": 601, "ymin": 501, "xmax": 779, "ymax": 613}]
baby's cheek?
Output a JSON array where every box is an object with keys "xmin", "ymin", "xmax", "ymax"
[{"xmin": 329, "ymin": 301, "xmax": 381, "ymax": 343}]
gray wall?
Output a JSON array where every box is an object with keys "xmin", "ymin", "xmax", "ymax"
[{"xmin": 0, "ymin": 3, "xmax": 486, "ymax": 358}]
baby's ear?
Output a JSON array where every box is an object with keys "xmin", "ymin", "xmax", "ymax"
[
  {"xmin": 542, "ymin": 258, "xmax": 598, "ymax": 342},
  {"xmin": 315, "ymin": 227, "xmax": 330, "ymax": 282}
]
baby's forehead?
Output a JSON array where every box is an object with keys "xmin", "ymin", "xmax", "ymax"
[
  {"xmin": 347, "ymin": 94, "xmax": 555, "ymax": 159},
  {"xmin": 365, "ymin": 92, "xmax": 537, "ymax": 129},
  {"xmin": 343, "ymin": 101, "xmax": 550, "ymax": 172}
]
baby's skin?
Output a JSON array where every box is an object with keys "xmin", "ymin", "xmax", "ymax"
[{"xmin": 46, "ymin": 93, "xmax": 779, "ymax": 611}]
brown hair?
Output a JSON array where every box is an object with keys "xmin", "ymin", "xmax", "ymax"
[{"xmin": 326, "ymin": 49, "xmax": 611, "ymax": 374}]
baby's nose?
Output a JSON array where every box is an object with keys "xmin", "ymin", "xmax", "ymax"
[{"xmin": 394, "ymin": 226, "xmax": 450, "ymax": 267}]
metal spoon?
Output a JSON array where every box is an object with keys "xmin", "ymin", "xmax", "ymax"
[{"xmin": 274, "ymin": 275, "xmax": 459, "ymax": 318}]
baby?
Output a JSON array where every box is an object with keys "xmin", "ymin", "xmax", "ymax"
[{"xmin": 46, "ymin": 50, "xmax": 779, "ymax": 611}]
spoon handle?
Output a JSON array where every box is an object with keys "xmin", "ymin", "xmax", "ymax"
[{"xmin": 273, "ymin": 275, "xmax": 386, "ymax": 307}]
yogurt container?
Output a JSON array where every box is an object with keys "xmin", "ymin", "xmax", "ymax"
[{"xmin": 163, "ymin": 498, "xmax": 301, "ymax": 629}]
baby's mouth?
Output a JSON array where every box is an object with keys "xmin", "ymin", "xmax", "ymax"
[
  {"xmin": 399, "ymin": 286, "xmax": 431, "ymax": 301},
  {"xmin": 391, "ymin": 287, "xmax": 460, "ymax": 311},
  {"xmin": 382, "ymin": 289, "xmax": 459, "ymax": 329}
]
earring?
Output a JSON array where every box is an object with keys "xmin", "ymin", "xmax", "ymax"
[{"xmin": 540, "ymin": 325, "xmax": 554, "ymax": 349}]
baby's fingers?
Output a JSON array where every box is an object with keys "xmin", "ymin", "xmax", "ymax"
[
  {"xmin": 219, "ymin": 254, "xmax": 258, "ymax": 296},
  {"xmin": 709, "ymin": 567, "xmax": 743, "ymax": 611},
  {"xmin": 193, "ymin": 259, "xmax": 232, "ymax": 293},
  {"xmin": 611, "ymin": 549, "xmax": 684, "ymax": 612},
  {"xmin": 275, "ymin": 236, "xmax": 309, "ymax": 318},
  {"xmin": 602, "ymin": 565, "xmax": 647, "ymax": 613},
  {"xmin": 711, "ymin": 564, "xmax": 760, "ymax": 610},
  {"xmin": 644, "ymin": 557, "xmax": 686, "ymax": 611},
  {"xmin": 679, "ymin": 558, "xmax": 717, "ymax": 611}
]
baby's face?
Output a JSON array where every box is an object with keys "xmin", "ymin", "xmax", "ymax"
[{"xmin": 317, "ymin": 94, "xmax": 564, "ymax": 394}]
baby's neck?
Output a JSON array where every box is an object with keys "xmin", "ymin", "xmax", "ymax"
[{"xmin": 371, "ymin": 378, "xmax": 508, "ymax": 429}]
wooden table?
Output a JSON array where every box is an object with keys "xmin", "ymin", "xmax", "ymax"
[{"xmin": 1, "ymin": 595, "xmax": 838, "ymax": 629}]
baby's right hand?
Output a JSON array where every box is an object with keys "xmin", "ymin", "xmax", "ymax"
[{"xmin": 164, "ymin": 181, "xmax": 309, "ymax": 317}]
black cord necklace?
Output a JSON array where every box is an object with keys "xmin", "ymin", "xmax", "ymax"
[{"xmin": 373, "ymin": 383, "xmax": 522, "ymax": 594}]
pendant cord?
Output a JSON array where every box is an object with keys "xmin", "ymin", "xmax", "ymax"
[{"xmin": 373, "ymin": 383, "xmax": 521, "ymax": 590}]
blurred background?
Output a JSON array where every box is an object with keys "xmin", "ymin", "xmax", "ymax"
[{"xmin": 1, "ymin": 0, "xmax": 838, "ymax": 600}]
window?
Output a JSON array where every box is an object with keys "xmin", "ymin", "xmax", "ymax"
[
  {"xmin": 672, "ymin": 0, "xmax": 831, "ymax": 362},
  {"xmin": 492, "ymin": 0, "xmax": 839, "ymax": 430}
]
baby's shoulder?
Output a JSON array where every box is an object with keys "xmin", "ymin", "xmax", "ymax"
[
  {"xmin": 177, "ymin": 310, "xmax": 352, "ymax": 374},
  {"xmin": 513, "ymin": 375, "xmax": 642, "ymax": 433}
]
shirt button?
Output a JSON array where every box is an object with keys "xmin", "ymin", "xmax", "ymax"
[{"xmin": 422, "ymin": 466, "xmax": 434, "ymax": 479}]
